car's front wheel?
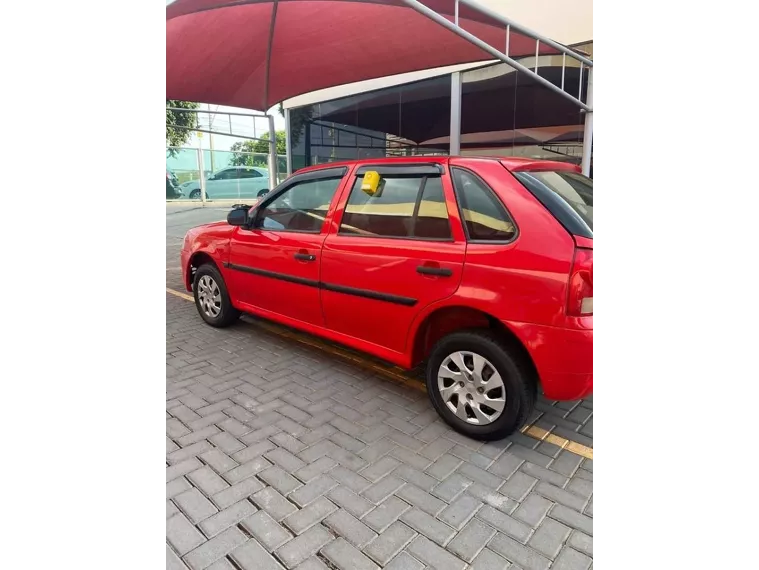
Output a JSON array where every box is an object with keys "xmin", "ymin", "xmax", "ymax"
[
  {"xmin": 192, "ymin": 264, "xmax": 240, "ymax": 327},
  {"xmin": 426, "ymin": 330, "xmax": 536, "ymax": 440},
  {"xmin": 189, "ymin": 189, "xmax": 202, "ymax": 200}
]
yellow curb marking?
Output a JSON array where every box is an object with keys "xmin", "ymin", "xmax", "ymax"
[
  {"xmin": 166, "ymin": 287, "xmax": 194, "ymax": 302},
  {"xmin": 167, "ymin": 287, "xmax": 592, "ymax": 458},
  {"xmin": 521, "ymin": 424, "xmax": 593, "ymax": 460}
]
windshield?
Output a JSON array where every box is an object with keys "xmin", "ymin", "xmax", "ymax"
[{"xmin": 514, "ymin": 170, "xmax": 593, "ymax": 233}]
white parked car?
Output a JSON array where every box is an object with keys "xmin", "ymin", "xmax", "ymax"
[{"xmin": 180, "ymin": 166, "xmax": 270, "ymax": 200}]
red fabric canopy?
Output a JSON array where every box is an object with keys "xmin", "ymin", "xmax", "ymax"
[{"xmin": 167, "ymin": 0, "xmax": 558, "ymax": 110}]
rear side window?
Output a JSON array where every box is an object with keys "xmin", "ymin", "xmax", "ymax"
[
  {"xmin": 513, "ymin": 170, "xmax": 593, "ymax": 237},
  {"xmin": 451, "ymin": 168, "xmax": 517, "ymax": 242},
  {"xmin": 340, "ymin": 175, "xmax": 452, "ymax": 240}
]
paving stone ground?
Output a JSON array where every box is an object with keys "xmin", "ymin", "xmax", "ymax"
[{"xmin": 166, "ymin": 210, "xmax": 593, "ymax": 570}]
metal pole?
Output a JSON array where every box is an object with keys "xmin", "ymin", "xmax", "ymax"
[
  {"xmin": 449, "ymin": 0, "xmax": 462, "ymax": 156},
  {"xmin": 197, "ymin": 148, "xmax": 207, "ymax": 204},
  {"xmin": 166, "ymin": 124, "xmax": 269, "ymax": 143},
  {"xmin": 167, "ymin": 107, "xmax": 269, "ymax": 118},
  {"xmin": 400, "ymin": 0, "xmax": 592, "ymax": 112},
  {"xmin": 207, "ymin": 104, "xmax": 216, "ymax": 172},
  {"xmin": 304, "ymin": 122, "xmax": 311, "ymax": 167},
  {"xmin": 450, "ymin": 72, "xmax": 462, "ymax": 155},
  {"xmin": 284, "ymin": 108, "xmax": 293, "ymax": 176},
  {"xmin": 267, "ymin": 114, "xmax": 277, "ymax": 189},
  {"xmin": 457, "ymin": 0, "xmax": 594, "ymax": 67},
  {"xmin": 581, "ymin": 67, "xmax": 593, "ymax": 177}
]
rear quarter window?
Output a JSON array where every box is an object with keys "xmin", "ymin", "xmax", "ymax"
[{"xmin": 513, "ymin": 170, "xmax": 593, "ymax": 238}]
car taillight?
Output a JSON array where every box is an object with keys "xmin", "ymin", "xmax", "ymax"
[{"xmin": 568, "ymin": 248, "xmax": 593, "ymax": 316}]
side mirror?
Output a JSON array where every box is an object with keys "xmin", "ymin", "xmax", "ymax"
[{"xmin": 227, "ymin": 207, "xmax": 249, "ymax": 227}]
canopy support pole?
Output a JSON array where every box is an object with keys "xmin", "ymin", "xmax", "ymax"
[
  {"xmin": 449, "ymin": 0, "xmax": 462, "ymax": 155},
  {"xmin": 450, "ymin": 72, "xmax": 462, "ymax": 155},
  {"xmin": 581, "ymin": 67, "xmax": 593, "ymax": 177},
  {"xmin": 267, "ymin": 114, "xmax": 277, "ymax": 190},
  {"xmin": 401, "ymin": 0, "xmax": 592, "ymax": 112},
  {"xmin": 284, "ymin": 108, "xmax": 293, "ymax": 176}
]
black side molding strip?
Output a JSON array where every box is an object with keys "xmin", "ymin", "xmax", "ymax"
[
  {"xmin": 321, "ymin": 282, "xmax": 417, "ymax": 307},
  {"xmin": 225, "ymin": 263, "xmax": 319, "ymax": 288},
  {"xmin": 224, "ymin": 263, "xmax": 418, "ymax": 307}
]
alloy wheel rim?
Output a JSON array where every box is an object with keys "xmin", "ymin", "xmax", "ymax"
[
  {"xmin": 437, "ymin": 351, "xmax": 506, "ymax": 425},
  {"xmin": 197, "ymin": 275, "xmax": 222, "ymax": 318}
]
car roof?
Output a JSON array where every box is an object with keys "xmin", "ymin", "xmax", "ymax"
[
  {"xmin": 294, "ymin": 156, "xmax": 450, "ymax": 175},
  {"xmin": 217, "ymin": 165, "xmax": 266, "ymax": 171},
  {"xmin": 293, "ymin": 156, "xmax": 579, "ymax": 175}
]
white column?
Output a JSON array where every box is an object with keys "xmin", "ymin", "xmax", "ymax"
[
  {"xmin": 449, "ymin": 71, "xmax": 462, "ymax": 155},
  {"xmin": 267, "ymin": 114, "xmax": 278, "ymax": 189},
  {"xmin": 581, "ymin": 67, "xmax": 593, "ymax": 177},
  {"xmin": 197, "ymin": 148, "xmax": 207, "ymax": 204},
  {"xmin": 284, "ymin": 108, "xmax": 293, "ymax": 177}
]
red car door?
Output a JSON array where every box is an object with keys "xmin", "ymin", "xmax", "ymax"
[
  {"xmin": 320, "ymin": 162, "xmax": 466, "ymax": 357},
  {"xmin": 225, "ymin": 167, "xmax": 348, "ymax": 327}
]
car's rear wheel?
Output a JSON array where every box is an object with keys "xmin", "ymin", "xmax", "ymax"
[
  {"xmin": 426, "ymin": 330, "xmax": 536, "ymax": 440},
  {"xmin": 192, "ymin": 264, "xmax": 240, "ymax": 327}
]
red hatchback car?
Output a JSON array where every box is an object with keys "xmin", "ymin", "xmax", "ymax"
[{"xmin": 181, "ymin": 157, "xmax": 592, "ymax": 439}]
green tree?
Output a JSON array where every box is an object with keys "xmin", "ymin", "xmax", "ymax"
[
  {"xmin": 230, "ymin": 131, "xmax": 286, "ymax": 167},
  {"xmin": 166, "ymin": 100, "xmax": 200, "ymax": 156},
  {"xmin": 230, "ymin": 141, "xmax": 265, "ymax": 167},
  {"xmin": 253, "ymin": 130, "xmax": 287, "ymax": 154}
]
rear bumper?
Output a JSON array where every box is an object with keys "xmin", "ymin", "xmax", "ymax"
[{"xmin": 504, "ymin": 321, "xmax": 593, "ymax": 401}]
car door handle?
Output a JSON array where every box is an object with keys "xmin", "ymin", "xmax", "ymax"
[
  {"xmin": 294, "ymin": 253, "xmax": 316, "ymax": 262},
  {"xmin": 417, "ymin": 265, "xmax": 452, "ymax": 277}
]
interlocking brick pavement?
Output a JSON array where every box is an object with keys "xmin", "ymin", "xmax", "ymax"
[{"xmin": 166, "ymin": 292, "xmax": 593, "ymax": 569}]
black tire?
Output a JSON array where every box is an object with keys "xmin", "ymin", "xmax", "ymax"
[
  {"xmin": 192, "ymin": 263, "xmax": 240, "ymax": 328},
  {"xmin": 425, "ymin": 329, "xmax": 536, "ymax": 440},
  {"xmin": 189, "ymin": 189, "xmax": 201, "ymax": 200},
  {"xmin": 257, "ymin": 189, "xmax": 269, "ymax": 198}
]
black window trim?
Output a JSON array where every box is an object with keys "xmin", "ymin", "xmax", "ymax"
[
  {"xmin": 337, "ymin": 172, "xmax": 454, "ymax": 242},
  {"xmin": 249, "ymin": 166, "xmax": 348, "ymax": 235},
  {"xmin": 450, "ymin": 166, "xmax": 520, "ymax": 245},
  {"xmin": 355, "ymin": 164, "xmax": 443, "ymax": 176}
]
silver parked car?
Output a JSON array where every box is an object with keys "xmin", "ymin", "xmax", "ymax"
[{"xmin": 180, "ymin": 166, "xmax": 270, "ymax": 200}]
